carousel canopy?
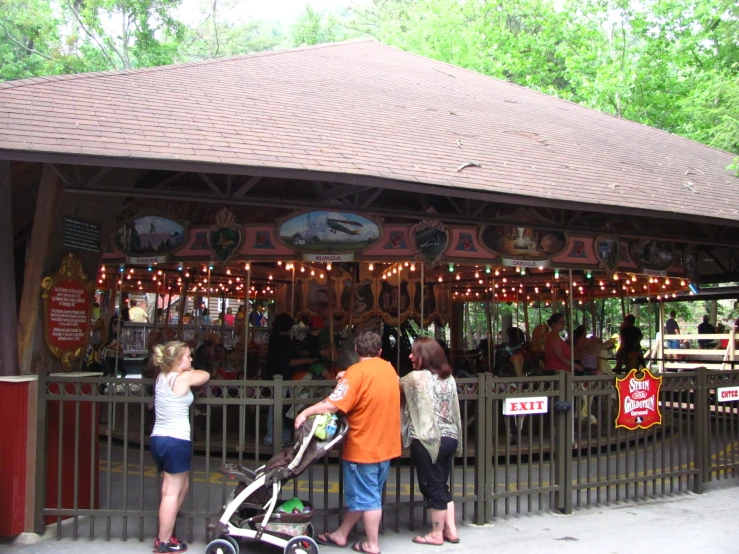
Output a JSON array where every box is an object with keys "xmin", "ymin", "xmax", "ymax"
[{"xmin": 0, "ymin": 40, "xmax": 737, "ymax": 226}]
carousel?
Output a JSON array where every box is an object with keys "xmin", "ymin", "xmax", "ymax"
[{"xmin": 86, "ymin": 206, "xmax": 697, "ymax": 383}]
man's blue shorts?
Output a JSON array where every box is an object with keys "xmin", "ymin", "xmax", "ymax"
[
  {"xmin": 342, "ymin": 460, "xmax": 390, "ymax": 512},
  {"xmin": 151, "ymin": 436, "xmax": 192, "ymax": 474},
  {"xmin": 667, "ymin": 339, "xmax": 680, "ymax": 350}
]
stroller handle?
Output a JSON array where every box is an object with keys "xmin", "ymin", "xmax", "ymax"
[{"xmin": 333, "ymin": 414, "xmax": 350, "ymax": 441}]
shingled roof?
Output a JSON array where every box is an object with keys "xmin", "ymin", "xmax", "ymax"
[{"xmin": 1, "ymin": 39, "xmax": 737, "ymax": 224}]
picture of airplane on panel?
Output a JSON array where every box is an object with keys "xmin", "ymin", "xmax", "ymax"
[
  {"xmin": 326, "ymin": 218, "xmax": 363, "ymax": 236},
  {"xmin": 278, "ymin": 211, "xmax": 380, "ymax": 251}
]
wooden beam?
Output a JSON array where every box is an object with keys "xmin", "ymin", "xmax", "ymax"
[
  {"xmin": 150, "ymin": 171, "xmax": 185, "ymax": 190},
  {"xmin": 17, "ymin": 164, "xmax": 61, "ymax": 375},
  {"xmin": 320, "ymin": 184, "xmax": 365, "ymax": 202},
  {"xmin": 448, "ymin": 197, "xmax": 465, "ymax": 216},
  {"xmin": 360, "ymin": 188, "xmax": 384, "ymax": 208},
  {"xmin": 83, "ymin": 167, "xmax": 111, "ymax": 189},
  {"xmin": 472, "ymin": 201, "xmax": 488, "ymax": 218},
  {"xmin": 0, "ymin": 161, "xmax": 20, "ymax": 376},
  {"xmin": 232, "ymin": 176, "xmax": 261, "ymax": 199},
  {"xmin": 704, "ymin": 248, "xmax": 730, "ymax": 274},
  {"xmin": 49, "ymin": 164, "xmax": 75, "ymax": 187},
  {"xmin": 198, "ymin": 173, "xmax": 224, "ymax": 197}
]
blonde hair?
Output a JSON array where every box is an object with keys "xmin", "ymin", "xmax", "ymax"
[{"xmin": 150, "ymin": 341, "xmax": 189, "ymax": 375}]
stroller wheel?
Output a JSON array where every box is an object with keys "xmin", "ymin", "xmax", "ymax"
[
  {"xmin": 218, "ymin": 535, "xmax": 239, "ymax": 554},
  {"xmin": 205, "ymin": 538, "xmax": 237, "ymax": 554},
  {"xmin": 305, "ymin": 523, "xmax": 315, "ymax": 538},
  {"xmin": 284, "ymin": 535, "xmax": 319, "ymax": 554}
]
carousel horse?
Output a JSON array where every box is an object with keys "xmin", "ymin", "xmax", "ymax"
[{"xmin": 509, "ymin": 347, "xmax": 545, "ymax": 377}]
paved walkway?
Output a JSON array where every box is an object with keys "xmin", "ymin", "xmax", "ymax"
[{"xmin": 3, "ymin": 481, "xmax": 738, "ymax": 554}]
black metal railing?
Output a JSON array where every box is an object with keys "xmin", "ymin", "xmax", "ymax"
[{"xmin": 35, "ymin": 369, "xmax": 739, "ymax": 541}]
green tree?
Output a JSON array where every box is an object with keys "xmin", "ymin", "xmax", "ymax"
[
  {"xmin": 0, "ymin": 0, "xmax": 80, "ymax": 80},
  {"xmin": 60, "ymin": 0, "xmax": 185, "ymax": 70},
  {"xmin": 292, "ymin": 4, "xmax": 344, "ymax": 47}
]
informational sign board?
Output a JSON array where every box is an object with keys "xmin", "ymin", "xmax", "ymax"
[
  {"xmin": 46, "ymin": 279, "xmax": 90, "ymax": 349},
  {"xmin": 615, "ymin": 369, "xmax": 663, "ymax": 430},
  {"xmin": 63, "ymin": 218, "xmax": 101, "ymax": 253},
  {"xmin": 41, "ymin": 252, "xmax": 94, "ymax": 372},
  {"xmin": 717, "ymin": 387, "xmax": 739, "ymax": 402},
  {"xmin": 503, "ymin": 396, "xmax": 548, "ymax": 415}
]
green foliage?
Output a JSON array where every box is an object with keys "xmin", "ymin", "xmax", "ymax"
[
  {"xmin": 0, "ymin": 0, "xmax": 78, "ymax": 80},
  {"xmin": 292, "ymin": 5, "xmax": 345, "ymax": 47}
]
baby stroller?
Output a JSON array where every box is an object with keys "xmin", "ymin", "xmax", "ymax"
[{"xmin": 206, "ymin": 414, "xmax": 349, "ymax": 554}]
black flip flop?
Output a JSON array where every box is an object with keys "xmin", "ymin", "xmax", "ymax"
[
  {"xmin": 316, "ymin": 534, "xmax": 348, "ymax": 549},
  {"xmin": 352, "ymin": 542, "xmax": 381, "ymax": 554},
  {"xmin": 444, "ymin": 536, "xmax": 461, "ymax": 544}
]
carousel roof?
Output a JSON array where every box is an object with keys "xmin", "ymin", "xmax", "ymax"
[{"xmin": 0, "ymin": 40, "xmax": 737, "ymax": 224}]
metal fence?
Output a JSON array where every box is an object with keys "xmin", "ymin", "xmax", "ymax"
[{"xmin": 35, "ymin": 369, "xmax": 739, "ymax": 542}]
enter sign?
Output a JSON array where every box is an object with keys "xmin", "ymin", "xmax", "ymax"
[{"xmin": 717, "ymin": 387, "xmax": 739, "ymax": 402}]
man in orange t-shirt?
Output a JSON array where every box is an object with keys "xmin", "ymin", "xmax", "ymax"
[{"xmin": 294, "ymin": 331, "xmax": 400, "ymax": 554}]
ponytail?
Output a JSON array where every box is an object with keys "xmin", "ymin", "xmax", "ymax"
[{"xmin": 149, "ymin": 341, "xmax": 188, "ymax": 375}]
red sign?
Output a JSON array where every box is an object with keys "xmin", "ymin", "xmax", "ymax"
[
  {"xmin": 615, "ymin": 369, "xmax": 663, "ymax": 430},
  {"xmin": 46, "ymin": 279, "xmax": 91, "ymax": 350}
]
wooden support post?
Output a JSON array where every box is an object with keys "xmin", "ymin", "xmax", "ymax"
[
  {"xmin": 0, "ymin": 162, "xmax": 20, "ymax": 376},
  {"xmin": 17, "ymin": 165, "xmax": 61, "ymax": 375}
]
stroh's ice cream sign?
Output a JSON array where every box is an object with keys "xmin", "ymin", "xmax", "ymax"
[{"xmin": 615, "ymin": 369, "xmax": 663, "ymax": 430}]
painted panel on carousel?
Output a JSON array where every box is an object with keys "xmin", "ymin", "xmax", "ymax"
[
  {"xmin": 275, "ymin": 280, "xmax": 305, "ymax": 315},
  {"xmin": 550, "ymin": 236, "xmax": 598, "ymax": 264},
  {"xmin": 340, "ymin": 277, "xmax": 375, "ymax": 321},
  {"xmin": 362, "ymin": 225, "xmax": 414, "ymax": 257},
  {"xmin": 378, "ymin": 279, "xmax": 411, "ymax": 324},
  {"xmin": 449, "ymin": 228, "xmax": 487, "ymax": 259},
  {"xmin": 114, "ymin": 214, "xmax": 188, "ymax": 263},
  {"xmin": 304, "ymin": 277, "xmax": 341, "ymax": 321},
  {"xmin": 411, "ymin": 280, "xmax": 451, "ymax": 325},
  {"xmin": 628, "ymin": 240, "xmax": 674, "ymax": 271},
  {"xmin": 410, "ymin": 220, "xmax": 450, "ymax": 266},
  {"xmin": 208, "ymin": 208, "xmax": 244, "ymax": 263},
  {"xmin": 594, "ymin": 235, "xmax": 620, "ymax": 273},
  {"xmin": 190, "ymin": 231, "xmax": 210, "ymax": 251},
  {"xmin": 278, "ymin": 211, "xmax": 380, "ymax": 253},
  {"xmin": 618, "ymin": 242, "xmax": 637, "ymax": 268},
  {"xmin": 241, "ymin": 227, "xmax": 294, "ymax": 256},
  {"xmin": 479, "ymin": 224, "xmax": 568, "ymax": 261}
]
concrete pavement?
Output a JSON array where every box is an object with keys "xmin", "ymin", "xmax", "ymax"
[{"xmin": 3, "ymin": 481, "xmax": 738, "ymax": 554}]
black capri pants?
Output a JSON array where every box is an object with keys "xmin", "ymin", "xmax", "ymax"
[{"xmin": 410, "ymin": 436, "xmax": 458, "ymax": 510}]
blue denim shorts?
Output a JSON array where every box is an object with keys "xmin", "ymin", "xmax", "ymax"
[
  {"xmin": 151, "ymin": 436, "xmax": 192, "ymax": 474},
  {"xmin": 342, "ymin": 460, "xmax": 390, "ymax": 512}
]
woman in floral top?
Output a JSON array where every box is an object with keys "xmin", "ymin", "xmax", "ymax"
[{"xmin": 400, "ymin": 337, "xmax": 463, "ymax": 545}]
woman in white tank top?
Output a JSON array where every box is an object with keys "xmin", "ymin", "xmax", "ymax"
[{"xmin": 149, "ymin": 341, "xmax": 210, "ymax": 553}]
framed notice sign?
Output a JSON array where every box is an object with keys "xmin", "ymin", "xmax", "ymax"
[{"xmin": 40, "ymin": 252, "xmax": 94, "ymax": 372}]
